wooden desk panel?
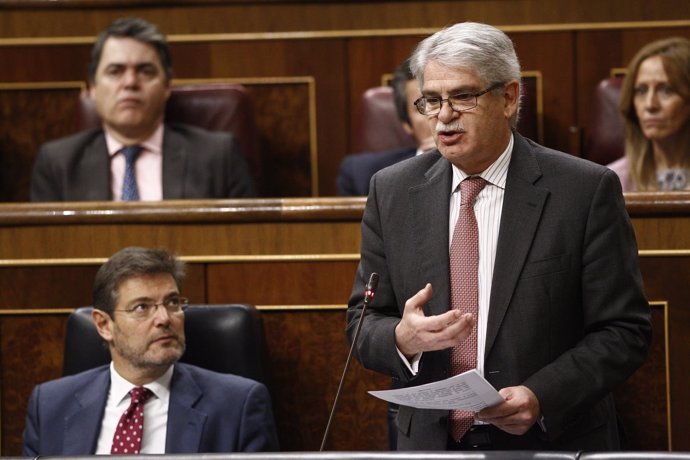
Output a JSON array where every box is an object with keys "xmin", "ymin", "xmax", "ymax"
[{"xmin": 0, "ymin": 195, "xmax": 688, "ymax": 454}]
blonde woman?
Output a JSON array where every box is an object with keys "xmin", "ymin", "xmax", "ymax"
[{"xmin": 609, "ymin": 37, "xmax": 690, "ymax": 191}]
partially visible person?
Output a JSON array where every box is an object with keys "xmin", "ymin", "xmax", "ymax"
[
  {"xmin": 337, "ymin": 58, "xmax": 435, "ymax": 196},
  {"xmin": 31, "ymin": 17, "xmax": 255, "ymax": 202},
  {"xmin": 22, "ymin": 247, "xmax": 278, "ymax": 455},
  {"xmin": 609, "ymin": 36, "xmax": 690, "ymax": 191}
]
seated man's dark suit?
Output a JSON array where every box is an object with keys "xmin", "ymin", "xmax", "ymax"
[
  {"xmin": 30, "ymin": 123, "xmax": 255, "ymax": 201},
  {"xmin": 347, "ymin": 132, "xmax": 651, "ymax": 450},
  {"xmin": 22, "ymin": 362, "xmax": 279, "ymax": 455},
  {"xmin": 337, "ymin": 146, "xmax": 416, "ymax": 196}
]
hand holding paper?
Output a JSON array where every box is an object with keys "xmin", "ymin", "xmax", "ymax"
[{"xmin": 368, "ymin": 369, "xmax": 503, "ymax": 411}]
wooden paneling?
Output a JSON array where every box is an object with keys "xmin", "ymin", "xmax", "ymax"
[
  {"xmin": 0, "ymin": 266, "xmax": 97, "ymax": 309},
  {"xmin": 0, "ymin": 313, "xmax": 67, "ymax": 453},
  {"xmin": 615, "ymin": 303, "xmax": 670, "ymax": 450},
  {"xmin": 637, "ymin": 257, "xmax": 690, "ymax": 451},
  {"xmin": 1, "ymin": 1, "xmax": 690, "ymax": 37},
  {"xmin": 0, "ymin": 86, "xmax": 83, "ymax": 202},
  {"xmin": 259, "ymin": 310, "xmax": 389, "ymax": 451},
  {"xmin": 206, "ymin": 261, "xmax": 358, "ymax": 305},
  {"xmin": 245, "ymin": 81, "xmax": 314, "ymax": 197},
  {"xmin": 510, "ymin": 32, "xmax": 575, "ymax": 152}
]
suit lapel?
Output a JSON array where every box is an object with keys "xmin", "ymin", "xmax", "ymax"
[
  {"xmin": 62, "ymin": 368, "xmax": 110, "ymax": 454},
  {"xmin": 165, "ymin": 364, "xmax": 207, "ymax": 453},
  {"xmin": 162, "ymin": 126, "xmax": 187, "ymax": 199},
  {"xmin": 79, "ymin": 134, "xmax": 111, "ymax": 200},
  {"xmin": 409, "ymin": 154, "xmax": 453, "ymax": 316},
  {"xmin": 484, "ymin": 134, "xmax": 549, "ymax": 358}
]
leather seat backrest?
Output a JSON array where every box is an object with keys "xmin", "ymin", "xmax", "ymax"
[
  {"xmin": 62, "ymin": 304, "xmax": 266, "ymax": 383},
  {"xmin": 584, "ymin": 76, "xmax": 625, "ymax": 165}
]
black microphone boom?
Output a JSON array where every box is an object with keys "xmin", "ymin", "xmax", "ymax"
[{"xmin": 319, "ymin": 272, "xmax": 379, "ymax": 451}]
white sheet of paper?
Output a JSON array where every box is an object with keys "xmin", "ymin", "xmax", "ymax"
[{"xmin": 368, "ymin": 369, "xmax": 503, "ymax": 411}]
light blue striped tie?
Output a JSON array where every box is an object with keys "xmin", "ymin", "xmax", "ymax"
[{"xmin": 121, "ymin": 145, "xmax": 142, "ymax": 201}]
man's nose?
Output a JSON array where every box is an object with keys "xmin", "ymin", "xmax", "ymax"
[
  {"xmin": 121, "ymin": 68, "xmax": 139, "ymax": 87},
  {"xmin": 437, "ymin": 101, "xmax": 458, "ymax": 123},
  {"xmin": 152, "ymin": 304, "xmax": 172, "ymax": 324}
]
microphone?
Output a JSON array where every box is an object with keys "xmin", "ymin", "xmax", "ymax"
[{"xmin": 320, "ymin": 272, "xmax": 379, "ymax": 451}]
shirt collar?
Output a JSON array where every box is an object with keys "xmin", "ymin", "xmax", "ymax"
[
  {"xmin": 105, "ymin": 123, "xmax": 164, "ymax": 158},
  {"xmin": 451, "ymin": 133, "xmax": 513, "ymax": 193},
  {"xmin": 109, "ymin": 361, "xmax": 174, "ymax": 404}
]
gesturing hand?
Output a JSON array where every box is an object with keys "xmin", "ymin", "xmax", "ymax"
[{"xmin": 395, "ymin": 283, "xmax": 475, "ymax": 359}]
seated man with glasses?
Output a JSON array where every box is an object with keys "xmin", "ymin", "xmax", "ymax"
[{"xmin": 22, "ymin": 246, "xmax": 279, "ymax": 456}]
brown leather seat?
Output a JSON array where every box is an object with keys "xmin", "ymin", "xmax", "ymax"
[
  {"xmin": 584, "ymin": 76, "xmax": 625, "ymax": 165},
  {"xmin": 351, "ymin": 86, "xmax": 416, "ymax": 154},
  {"xmin": 75, "ymin": 83, "xmax": 261, "ymax": 185}
]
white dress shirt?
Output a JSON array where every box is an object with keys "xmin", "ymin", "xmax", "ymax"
[
  {"xmin": 398, "ymin": 134, "xmax": 513, "ymax": 376},
  {"xmin": 95, "ymin": 363, "xmax": 173, "ymax": 454}
]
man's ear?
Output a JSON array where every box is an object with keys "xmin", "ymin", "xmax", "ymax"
[
  {"xmin": 92, "ymin": 308, "xmax": 114, "ymax": 342},
  {"xmin": 402, "ymin": 121, "xmax": 414, "ymax": 136},
  {"xmin": 87, "ymin": 82, "xmax": 97, "ymax": 101},
  {"xmin": 503, "ymin": 80, "xmax": 520, "ymax": 119},
  {"xmin": 163, "ymin": 78, "xmax": 172, "ymax": 101}
]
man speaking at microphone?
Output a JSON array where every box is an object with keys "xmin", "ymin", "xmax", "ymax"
[{"xmin": 346, "ymin": 22, "xmax": 651, "ymax": 451}]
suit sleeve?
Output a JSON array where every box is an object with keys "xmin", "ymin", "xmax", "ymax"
[
  {"xmin": 237, "ymin": 382, "xmax": 279, "ymax": 452},
  {"xmin": 30, "ymin": 145, "xmax": 61, "ymax": 202},
  {"xmin": 346, "ymin": 173, "xmax": 414, "ymax": 382},
  {"xmin": 22, "ymin": 385, "xmax": 41, "ymax": 457},
  {"xmin": 337, "ymin": 156, "xmax": 359, "ymax": 196},
  {"xmin": 524, "ymin": 169, "xmax": 651, "ymax": 440}
]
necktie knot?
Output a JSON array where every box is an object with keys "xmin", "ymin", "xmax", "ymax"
[
  {"xmin": 121, "ymin": 145, "xmax": 142, "ymax": 164},
  {"xmin": 460, "ymin": 176, "xmax": 486, "ymax": 206},
  {"xmin": 129, "ymin": 386, "xmax": 153, "ymax": 404}
]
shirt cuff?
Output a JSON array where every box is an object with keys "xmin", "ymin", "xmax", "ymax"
[{"xmin": 396, "ymin": 347, "xmax": 422, "ymax": 375}]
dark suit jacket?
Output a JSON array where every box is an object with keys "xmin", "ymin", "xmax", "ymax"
[
  {"xmin": 22, "ymin": 362, "xmax": 279, "ymax": 455},
  {"xmin": 346, "ymin": 132, "xmax": 651, "ymax": 451},
  {"xmin": 337, "ymin": 146, "xmax": 416, "ymax": 196},
  {"xmin": 30, "ymin": 123, "xmax": 256, "ymax": 201}
]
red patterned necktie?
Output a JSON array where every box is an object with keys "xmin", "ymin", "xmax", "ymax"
[
  {"xmin": 111, "ymin": 386, "xmax": 153, "ymax": 455},
  {"xmin": 449, "ymin": 177, "xmax": 486, "ymax": 442}
]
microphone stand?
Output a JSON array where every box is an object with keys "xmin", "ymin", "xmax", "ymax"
[{"xmin": 319, "ymin": 273, "xmax": 379, "ymax": 451}]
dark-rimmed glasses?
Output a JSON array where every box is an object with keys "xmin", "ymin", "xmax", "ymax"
[
  {"xmin": 113, "ymin": 296, "xmax": 189, "ymax": 320},
  {"xmin": 414, "ymin": 82, "xmax": 505, "ymax": 116}
]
